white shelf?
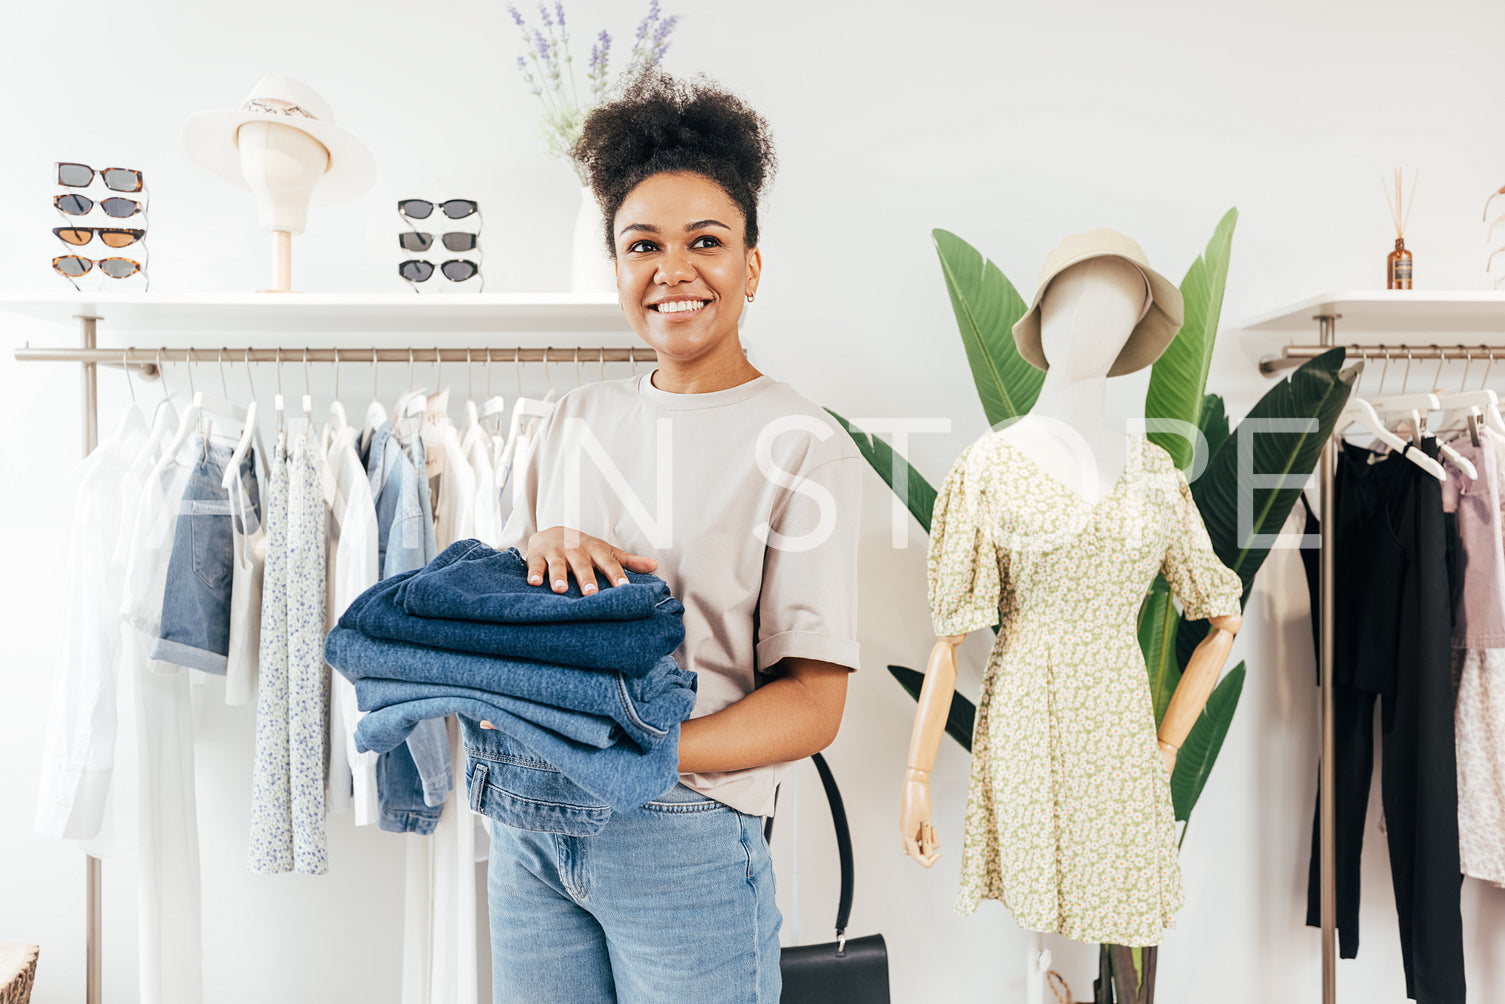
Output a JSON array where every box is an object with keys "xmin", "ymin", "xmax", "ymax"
[
  {"xmin": 0, "ymin": 291, "xmax": 626, "ymax": 335},
  {"xmin": 1236, "ymin": 291, "xmax": 1505, "ymax": 372},
  {"xmin": 1239, "ymin": 290, "xmax": 1505, "ymax": 335}
]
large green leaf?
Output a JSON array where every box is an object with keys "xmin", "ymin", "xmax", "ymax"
[
  {"xmin": 1139, "ymin": 581, "xmax": 1179, "ymax": 726},
  {"xmin": 1173, "ymin": 349, "xmax": 1354, "ymax": 668},
  {"xmin": 1192, "ymin": 348, "xmax": 1355, "ymax": 588},
  {"xmin": 1199, "ymin": 394, "xmax": 1230, "ymax": 468},
  {"xmin": 888, "ymin": 665, "xmax": 975, "ymax": 752},
  {"xmin": 1145, "ymin": 209, "xmax": 1237, "ymax": 469},
  {"xmin": 826, "ymin": 409, "xmax": 937, "ymax": 534},
  {"xmin": 1171, "ymin": 662, "xmax": 1245, "ymax": 821},
  {"xmin": 932, "ymin": 229, "xmax": 1043, "ymax": 425}
]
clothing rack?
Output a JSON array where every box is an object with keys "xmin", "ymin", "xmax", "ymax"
[
  {"xmin": 1259, "ymin": 316, "xmax": 1505, "ymax": 1004},
  {"xmin": 11, "ymin": 330, "xmax": 658, "ymax": 1004}
]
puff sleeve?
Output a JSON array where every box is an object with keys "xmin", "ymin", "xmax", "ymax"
[
  {"xmin": 927, "ymin": 451, "xmax": 1003, "ymax": 636},
  {"xmin": 1160, "ymin": 470, "xmax": 1242, "ymax": 621}
]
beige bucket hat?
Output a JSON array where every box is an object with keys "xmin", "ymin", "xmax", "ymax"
[{"xmin": 1011, "ymin": 228, "xmax": 1184, "ymax": 376}]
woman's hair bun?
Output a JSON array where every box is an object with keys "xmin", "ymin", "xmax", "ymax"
[{"xmin": 574, "ymin": 71, "xmax": 776, "ymax": 256}]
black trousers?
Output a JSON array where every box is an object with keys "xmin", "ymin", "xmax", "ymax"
[{"xmin": 1303, "ymin": 442, "xmax": 1465, "ymax": 1003}]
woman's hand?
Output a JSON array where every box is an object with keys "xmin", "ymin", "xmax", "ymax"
[{"xmin": 524, "ymin": 525, "xmax": 658, "ymax": 595}]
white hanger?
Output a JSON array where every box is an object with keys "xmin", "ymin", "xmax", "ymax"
[
  {"xmin": 1365, "ymin": 348, "xmax": 1477, "ymax": 479},
  {"xmin": 322, "ymin": 346, "xmax": 349, "ymax": 453},
  {"xmin": 1337, "ymin": 397, "xmax": 1447, "ymax": 481},
  {"xmin": 300, "ymin": 349, "xmax": 315, "ymax": 427},
  {"xmin": 108, "ymin": 346, "xmax": 147, "ymax": 444},
  {"xmin": 1434, "ymin": 348, "xmax": 1505, "ymax": 439},
  {"xmin": 129, "ymin": 347, "xmax": 178, "ymax": 470},
  {"xmin": 159, "ymin": 348, "xmax": 247, "ymax": 466},
  {"xmin": 223, "ymin": 348, "xmax": 262, "ymax": 489}
]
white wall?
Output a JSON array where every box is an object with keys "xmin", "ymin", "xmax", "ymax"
[{"xmin": 3, "ymin": 1, "xmax": 1504, "ymax": 1001}]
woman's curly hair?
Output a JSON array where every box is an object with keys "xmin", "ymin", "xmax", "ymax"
[{"xmin": 573, "ymin": 72, "xmax": 776, "ymax": 258}]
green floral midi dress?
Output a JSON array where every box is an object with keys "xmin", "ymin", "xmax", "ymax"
[{"xmin": 927, "ymin": 432, "xmax": 1241, "ymax": 946}]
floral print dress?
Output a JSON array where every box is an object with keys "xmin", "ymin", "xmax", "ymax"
[{"xmin": 927, "ymin": 432, "xmax": 1242, "ymax": 946}]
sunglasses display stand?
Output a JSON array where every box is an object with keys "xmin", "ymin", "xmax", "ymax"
[
  {"xmin": 237, "ymin": 121, "xmax": 330, "ymax": 293},
  {"xmin": 398, "ymin": 198, "xmax": 484, "ymax": 294},
  {"xmin": 52, "ymin": 161, "xmax": 150, "ymax": 292}
]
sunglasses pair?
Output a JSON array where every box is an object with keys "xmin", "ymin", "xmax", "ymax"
[
  {"xmin": 55, "ymin": 193, "xmax": 144, "ymax": 219},
  {"xmin": 398, "ymin": 199, "xmax": 478, "ymax": 220},
  {"xmin": 399, "ymin": 259, "xmax": 479, "ymax": 283},
  {"xmin": 56, "ymin": 162, "xmax": 144, "ymax": 193},
  {"xmin": 399, "ymin": 231, "xmax": 478, "ymax": 253},
  {"xmin": 53, "ymin": 255, "xmax": 143, "ymax": 279},
  {"xmin": 53, "ymin": 226, "xmax": 145, "ymax": 249}
]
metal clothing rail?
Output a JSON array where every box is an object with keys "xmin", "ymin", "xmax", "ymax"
[
  {"xmin": 1261, "ymin": 340, "xmax": 1505, "ymax": 376},
  {"xmin": 14, "ymin": 344, "xmax": 661, "ymax": 380},
  {"xmin": 13, "ymin": 333, "xmax": 657, "ymax": 1004}
]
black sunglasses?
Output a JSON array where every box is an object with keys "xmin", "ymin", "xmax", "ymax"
[
  {"xmin": 398, "ymin": 199, "xmax": 479, "ymax": 220},
  {"xmin": 54, "ymin": 193, "xmax": 144, "ymax": 219},
  {"xmin": 56, "ymin": 162, "xmax": 144, "ymax": 193},
  {"xmin": 399, "ymin": 231, "xmax": 479, "ymax": 253},
  {"xmin": 53, "ymin": 226, "xmax": 146, "ymax": 249},
  {"xmin": 53, "ymin": 255, "xmax": 143, "ymax": 279},
  {"xmin": 398, "ymin": 259, "xmax": 480, "ymax": 283}
]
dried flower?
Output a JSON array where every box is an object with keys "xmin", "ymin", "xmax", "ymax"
[{"xmin": 506, "ymin": 2, "xmax": 680, "ymax": 184}]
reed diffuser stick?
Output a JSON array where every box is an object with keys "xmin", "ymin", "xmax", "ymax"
[{"xmin": 1383, "ymin": 166, "xmax": 1417, "ymax": 289}]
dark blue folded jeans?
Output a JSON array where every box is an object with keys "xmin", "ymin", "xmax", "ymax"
[
  {"xmin": 325, "ymin": 628, "xmax": 695, "ymax": 750},
  {"xmin": 339, "ymin": 541, "xmax": 684, "ymax": 677},
  {"xmin": 398, "ymin": 540, "xmax": 677, "ymax": 623}
]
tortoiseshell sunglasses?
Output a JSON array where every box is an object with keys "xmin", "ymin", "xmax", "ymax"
[
  {"xmin": 55, "ymin": 162, "xmax": 144, "ymax": 192},
  {"xmin": 54, "ymin": 193, "xmax": 144, "ymax": 219},
  {"xmin": 53, "ymin": 226, "xmax": 146, "ymax": 249}
]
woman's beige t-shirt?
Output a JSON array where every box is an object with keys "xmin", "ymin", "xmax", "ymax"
[{"xmin": 498, "ymin": 372, "xmax": 862, "ymax": 815}]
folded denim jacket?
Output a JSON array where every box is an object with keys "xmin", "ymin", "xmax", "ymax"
[
  {"xmin": 326, "ymin": 629, "xmax": 695, "ymax": 751},
  {"xmin": 341, "ymin": 541, "xmax": 685, "ymax": 677}
]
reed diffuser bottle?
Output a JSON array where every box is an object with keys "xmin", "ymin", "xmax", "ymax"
[{"xmin": 1384, "ymin": 167, "xmax": 1418, "ymax": 290}]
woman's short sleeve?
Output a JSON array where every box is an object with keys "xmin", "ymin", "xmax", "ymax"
[
  {"xmin": 1161, "ymin": 470, "xmax": 1242, "ymax": 621},
  {"xmin": 927, "ymin": 452, "xmax": 1002, "ymax": 636}
]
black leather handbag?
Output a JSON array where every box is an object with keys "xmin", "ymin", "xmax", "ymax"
[{"xmin": 768, "ymin": 752, "xmax": 891, "ymax": 1003}]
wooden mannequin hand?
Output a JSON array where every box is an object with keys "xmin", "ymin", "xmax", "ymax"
[
  {"xmin": 1159, "ymin": 740, "xmax": 1178, "ymax": 777},
  {"xmin": 900, "ymin": 770, "xmax": 941, "ymax": 867}
]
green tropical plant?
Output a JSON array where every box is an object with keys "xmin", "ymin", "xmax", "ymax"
[{"xmin": 830, "ymin": 209, "xmax": 1355, "ymax": 1003}]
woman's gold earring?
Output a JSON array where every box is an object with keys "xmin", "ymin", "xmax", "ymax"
[{"xmin": 746, "ymin": 292, "xmax": 755, "ymax": 303}]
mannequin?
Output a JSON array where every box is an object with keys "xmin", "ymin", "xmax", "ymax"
[
  {"xmin": 236, "ymin": 121, "xmax": 329, "ymax": 292},
  {"xmin": 898, "ymin": 252, "xmax": 1241, "ymax": 936}
]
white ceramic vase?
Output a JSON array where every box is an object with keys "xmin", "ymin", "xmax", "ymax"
[{"xmin": 570, "ymin": 184, "xmax": 616, "ymax": 293}]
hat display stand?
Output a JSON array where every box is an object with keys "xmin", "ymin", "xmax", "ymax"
[
  {"xmin": 183, "ymin": 75, "xmax": 376, "ymax": 293},
  {"xmin": 237, "ymin": 121, "xmax": 328, "ymax": 292}
]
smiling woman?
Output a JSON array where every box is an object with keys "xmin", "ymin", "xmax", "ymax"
[{"xmin": 475, "ymin": 72, "xmax": 865, "ymax": 1003}]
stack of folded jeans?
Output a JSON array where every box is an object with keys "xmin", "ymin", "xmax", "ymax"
[{"xmin": 324, "ymin": 540, "xmax": 694, "ymax": 817}]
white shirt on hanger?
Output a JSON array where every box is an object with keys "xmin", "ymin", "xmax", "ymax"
[
  {"xmin": 324, "ymin": 425, "xmax": 381, "ymax": 824},
  {"xmin": 35, "ymin": 407, "xmax": 147, "ymax": 840}
]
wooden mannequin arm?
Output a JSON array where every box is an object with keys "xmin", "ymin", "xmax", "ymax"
[
  {"xmin": 900, "ymin": 635, "xmax": 965, "ymax": 867},
  {"xmin": 1156, "ymin": 612, "xmax": 1242, "ymax": 773}
]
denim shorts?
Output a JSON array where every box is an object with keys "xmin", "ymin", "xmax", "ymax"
[{"xmin": 150, "ymin": 438, "xmax": 259, "ymax": 674}]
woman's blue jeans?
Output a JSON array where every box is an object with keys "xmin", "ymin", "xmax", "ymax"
[{"xmin": 485, "ymin": 784, "xmax": 782, "ymax": 1003}]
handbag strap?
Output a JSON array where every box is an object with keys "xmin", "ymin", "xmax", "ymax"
[{"xmin": 763, "ymin": 752, "xmax": 855, "ymax": 941}]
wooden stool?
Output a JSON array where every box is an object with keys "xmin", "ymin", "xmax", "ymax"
[{"xmin": 0, "ymin": 945, "xmax": 39, "ymax": 1004}]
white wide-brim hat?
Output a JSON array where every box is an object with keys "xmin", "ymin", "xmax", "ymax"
[
  {"xmin": 182, "ymin": 75, "xmax": 375, "ymax": 206},
  {"xmin": 1011, "ymin": 228, "xmax": 1184, "ymax": 377}
]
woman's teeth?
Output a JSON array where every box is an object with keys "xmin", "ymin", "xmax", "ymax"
[{"xmin": 654, "ymin": 300, "xmax": 705, "ymax": 313}]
